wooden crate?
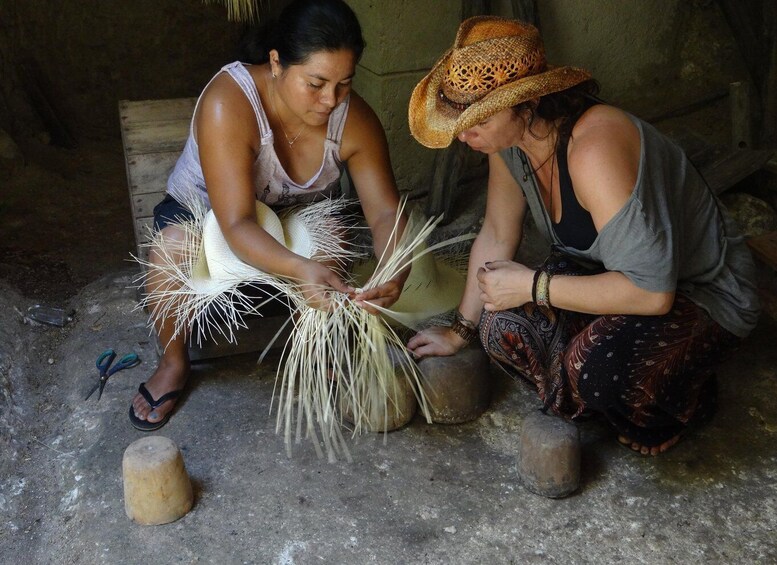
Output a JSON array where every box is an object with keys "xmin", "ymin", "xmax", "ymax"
[
  {"xmin": 119, "ymin": 97, "xmax": 197, "ymax": 262},
  {"xmin": 119, "ymin": 97, "xmax": 290, "ymax": 360}
]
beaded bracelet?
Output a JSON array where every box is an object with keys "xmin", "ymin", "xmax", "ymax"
[
  {"xmin": 450, "ymin": 311, "xmax": 478, "ymax": 343},
  {"xmin": 535, "ymin": 269, "xmax": 553, "ymax": 307}
]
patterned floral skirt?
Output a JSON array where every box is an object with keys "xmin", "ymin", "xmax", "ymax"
[{"xmin": 479, "ymin": 254, "xmax": 741, "ymax": 447}]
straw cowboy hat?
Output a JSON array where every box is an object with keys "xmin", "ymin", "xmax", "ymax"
[{"xmin": 408, "ymin": 16, "xmax": 592, "ymax": 148}]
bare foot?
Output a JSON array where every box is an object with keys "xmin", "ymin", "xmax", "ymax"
[
  {"xmin": 131, "ymin": 354, "xmax": 189, "ymax": 425},
  {"xmin": 618, "ymin": 434, "xmax": 681, "ymax": 456}
]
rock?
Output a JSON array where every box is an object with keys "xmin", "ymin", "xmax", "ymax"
[
  {"xmin": 720, "ymin": 192, "xmax": 777, "ymax": 238},
  {"xmin": 417, "ymin": 343, "xmax": 492, "ymax": 424},
  {"xmin": 123, "ymin": 436, "xmax": 194, "ymax": 525},
  {"xmin": 517, "ymin": 411, "xmax": 580, "ymax": 499}
]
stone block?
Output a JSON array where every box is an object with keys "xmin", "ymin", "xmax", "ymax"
[
  {"xmin": 340, "ymin": 350, "xmax": 418, "ymax": 433},
  {"xmin": 349, "ymin": 0, "xmax": 462, "ymax": 74}
]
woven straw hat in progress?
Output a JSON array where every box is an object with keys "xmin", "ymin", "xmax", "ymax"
[
  {"xmin": 408, "ymin": 16, "xmax": 592, "ymax": 148},
  {"xmin": 134, "ymin": 196, "xmax": 472, "ymax": 461}
]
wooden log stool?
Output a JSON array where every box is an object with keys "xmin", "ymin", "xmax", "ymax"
[
  {"xmin": 123, "ymin": 436, "xmax": 194, "ymax": 525},
  {"xmin": 416, "ymin": 343, "xmax": 492, "ymax": 424}
]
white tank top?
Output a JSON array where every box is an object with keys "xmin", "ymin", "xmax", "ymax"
[{"xmin": 167, "ymin": 61, "xmax": 349, "ymax": 209}]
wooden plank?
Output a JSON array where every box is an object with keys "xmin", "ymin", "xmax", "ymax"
[
  {"xmin": 667, "ymin": 126, "xmax": 774, "ymax": 194},
  {"xmin": 133, "ymin": 217, "xmax": 155, "ymax": 260},
  {"xmin": 125, "ymin": 151, "xmax": 180, "ymax": 195},
  {"xmin": 119, "ymin": 98, "xmax": 197, "ymax": 126},
  {"xmin": 134, "ymin": 217, "xmax": 155, "ymax": 240},
  {"xmin": 131, "ymin": 191, "xmax": 165, "ymax": 220},
  {"xmin": 747, "ymin": 230, "xmax": 777, "ymax": 269},
  {"xmin": 122, "ymin": 119, "xmax": 191, "ymax": 155},
  {"xmin": 730, "ymin": 81, "xmax": 755, "ymax": 149},
  {"xmin": 700, "ymin": 148, "xmax": 773, "ymax": 195},
  {"xmin": 764, "ymin": 157, "xmax": 777, "ymax": 176}
]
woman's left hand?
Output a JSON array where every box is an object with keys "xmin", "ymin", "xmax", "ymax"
[
  {"xmin": 352, "ymin": 279, "xmax": 402, "ymax": 315},
  {"xmin": 476, "ymin": 260, "xmax": 534, "ymax": 311}
]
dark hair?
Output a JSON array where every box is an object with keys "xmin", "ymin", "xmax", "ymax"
[
  {"xmin": 515, "ymin": 79, "xmax": 601, "ymax": 145},
  {"xmin": 237, "ymin": 0, "xmax": 365, "ymax": 66}
]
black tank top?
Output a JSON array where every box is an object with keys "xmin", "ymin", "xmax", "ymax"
[{"xmin": 551, "ymin": 103, "xmax": 599, "ymax": 250}]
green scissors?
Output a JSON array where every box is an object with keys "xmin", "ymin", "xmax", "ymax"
[{"xmin": 84, "ymin": 349, "xmax": 141, "ymax": 401}]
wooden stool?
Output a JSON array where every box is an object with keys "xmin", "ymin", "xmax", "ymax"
[
  {"xmin": 123, "ymin": 436, "xmax": 193, "ymax": 525},
  {"xmin": 518, "ymin": 411, "xmax": 580, "ymax": 498},
  {"xmin": 416, "ymin": 343, "xmax": 492, "ymax": 424},
  {"xmin": 340, "ymin": 351, "xmax": 418, "ymax": 432}
]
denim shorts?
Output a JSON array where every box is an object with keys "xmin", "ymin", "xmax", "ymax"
[{"xmin": 152, "ymin": 194, "xmax": 195, "ymax": 232}]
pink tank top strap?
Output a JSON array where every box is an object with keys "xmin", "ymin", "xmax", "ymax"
[
  {"xmin": 326, "ymin": 93, "xmax": 350, "ymax": 144},
  {"xmin": 221, "ymin": 62, "xmax": 273, "ymax": 144}
]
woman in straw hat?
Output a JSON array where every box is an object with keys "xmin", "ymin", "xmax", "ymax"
[
  {"xmin": 130, "ymin": 0, "xmax": 408, "ymax": 431},
  {"xmin": 407, "ymin": 16, "xmax": 760, "ymax": 455}
]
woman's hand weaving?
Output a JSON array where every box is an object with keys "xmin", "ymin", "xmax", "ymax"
[
  {"xmin": 353, "ymin": 279, "xmax": 402, "ymax": 314},
  {"xmin": 477, "ymin": 260, "xmax": 534, "ymax": 311}
]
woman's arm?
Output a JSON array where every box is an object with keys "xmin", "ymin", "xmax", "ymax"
[
  {"xmin": 478, "ymin": 106, "xmax": 674, "ymax": 316},
  {"xmin": 459, "ymin": 152, "xmax": 527, "ymax": 322},
  {"xmin": 339, "ymin": 93, "xmax": 407, "ymax": 312},
  {"xmin": 196, "ymin": 75, "xmax": 351, "ymax": 307},
  {"xmin": 408, "ymin": 151, "xmax": 527, "ymax": 357}
]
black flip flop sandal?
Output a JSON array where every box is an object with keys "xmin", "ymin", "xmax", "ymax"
[{"xmin": 128, "ymin": 382, "xmax": 182, "ymax": 432}]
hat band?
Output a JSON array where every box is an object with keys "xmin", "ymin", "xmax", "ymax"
[{"xmin": 437, "ymin": 88, "xmax": 471, "ymax": 112}]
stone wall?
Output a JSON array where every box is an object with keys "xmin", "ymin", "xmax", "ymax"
[
  {"xmin": 349, "ymin": 0, "xmax": 463, "ymax": 196},
  {"xmin": 349, "ymin": 0, "xmax": 747, "ymax": 194},
  {"xmin": 0, "ymin": 1, "xmax": 749, "ymax": 193},
  {"xmin": 0, "ymin": 0, "xmax": 243, "ymax": 141}
]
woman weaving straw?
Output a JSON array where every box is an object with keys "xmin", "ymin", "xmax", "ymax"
[
  {"xmin": 130, "ymin": 0, "xmax": 409, "ymax": 431},
  {"xmin": 407, "ymin": 16, "xmax": 760, "ymax": 455}
]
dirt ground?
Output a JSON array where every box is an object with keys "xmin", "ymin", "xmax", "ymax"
[{"xmin": 0, "ymin": 136, "xmax": 134, "ymax": 303}]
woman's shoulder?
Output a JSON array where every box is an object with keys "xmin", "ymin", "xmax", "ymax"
[
  {"xmin": 567, "ymin": 104, "xmax": 641, "ymax": 227},
  {"xmin": 573, "ymin": 104, "xmax": 637, "ymax": 140},
  {"xmin": 343, "ymin": 90, "xmax": 378, "ymax": 126},
  {"xmin": 195, "ymin": 70, "xmax": 260, "ymax": 132},
  {"xmin": 568, "ymin": 104, "xmax": 640, "ymax": 168},
  {"xmin": 340, "ymin": 90, "xmax": 388, "ymax": 158}
]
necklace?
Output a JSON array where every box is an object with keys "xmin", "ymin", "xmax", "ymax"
[
  {"xmin": 547, "ymin": 151, "xmax": 557, "ymax": 220},
  {"xmin": 522, "ymin": 148, "xmax": 555, "ymax": 181},
  {"xmin": 521, "ymin": 147, "xmax": 557, "ymax": 219},
  {"xmin": 268, "ymin": 76, "xmax": 307, "ymax": 146}
]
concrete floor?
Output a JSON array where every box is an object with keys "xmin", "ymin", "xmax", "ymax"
[{"xmin": 1, "ymin": 263, "xmax": 776, "ymax": 564}]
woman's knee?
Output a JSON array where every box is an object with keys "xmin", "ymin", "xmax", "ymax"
[{"xmin": 149, "ymin": 225, "xmax": 187, "ymax": 265}]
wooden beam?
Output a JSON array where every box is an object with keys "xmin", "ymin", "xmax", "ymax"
[{"xmin": 730, "ymin": 81, "xmax": 755, "ymax": 149}]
